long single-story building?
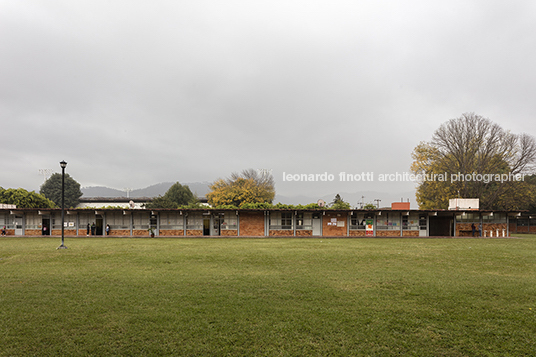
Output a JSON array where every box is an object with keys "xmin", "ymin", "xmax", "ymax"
[{"xmin": 1, "ymin": 203, "xmax": 531, "ymax": 238}]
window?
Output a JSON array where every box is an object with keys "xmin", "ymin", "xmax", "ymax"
[
  {"xmin": 221, "ymin": 213, "xmax": 237, "ymax": 230},
  {"xmin": 377, "ymin": 213, "xmax": 400, "ymax": 230},
  {"xmin": 350, "ymin": 213, "xmax": 365, "ymax": 230},
  {"xmin": 25, "ymin": 213, "xmax": 41, "ymax": 229},
  {"xmin": 186, "ymin": 213, "xmax": 203, "ymax": 230},
  {"xmin": 160, "ymin": 212, "xmax": 184, "ymax": 230},
  {"xmin": 269, "ymin": 212, "xmax": 293, "ymax": 230},
  {"xmin": 107, "ymin": 212, "xmax": 132, "ymax": 229},
  {"xmin": 296, "ymin": 212, "xmax": 312, "ymax": 230},
  {"xmin": 482, "ymin": 213, "xmax": 506, "ymax": 223},
  {"xmin": 281, "ymin": 212, "xmax": 292, "ymax": 229},
  {"xmin": 404, "ymin": 213, "xmax": 420, "ymax": 230},
  {"xmin": 456, "ymin": 213, "xmax": 479, "ymax": 223}
]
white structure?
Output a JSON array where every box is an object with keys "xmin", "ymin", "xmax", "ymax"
[
  {"xmin": 77, "ymin": 197, "xmax": 150, "ymax": 209},
  {"xmin": 448, "ymin": 198, "xmax": 479, "ymax": 210}
]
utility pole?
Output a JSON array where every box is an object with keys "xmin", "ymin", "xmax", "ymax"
[{"xmin": 374, "ymin": 199, "xmax": 381, "ymax": 209}]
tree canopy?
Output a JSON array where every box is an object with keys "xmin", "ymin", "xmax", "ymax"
[
  {"xmin": 207, "ymin": 169, "xmax": 275, "ymax": 207},
  {"xmin": 411, "ymin": 113, "xmax": 536, "ymax": 210},
  {"xmin": 0, "ymin": 187, "xmax": 56, "ymax": 208},
  {"xmin": 145, "ymin": 182, "xmax": 197, "ymax": 209},
  {"xmin": 40, "ymin": 173, "xmax": 83, "ymax": 209},
  {"xmin": 330, "ymin": 194, "xmax": 352, "ymax": 209}
]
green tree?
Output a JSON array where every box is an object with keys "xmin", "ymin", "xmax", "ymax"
[
  {"xmin": 0, "ymin": 187, "xmax": 56, "ymax": 208},
  {"xmin": 146, "ymin": 182, "xmax": 196, "ymax": 209},
  {"xmin": 411, "ymin": 113, "xmax": 536, "ymax": 209},
  {"xmin": 40, "ymin": 173, "xmax": 83, "ymax": 208},
  {"xmin": 207, "ymin": 169, "xmax": 275, "ymax": 207},
  {"xmin": 329, "ymin": 194, "xmax": 351, "ymax": 209}
]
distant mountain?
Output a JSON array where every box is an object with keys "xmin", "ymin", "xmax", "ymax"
[
  {"xmin": 82, "ymin": 183, "xmax": 417, "ymax": 208},
  {"xmin": 82, "ymin": 182, "xmax": 211, "ymax": 198}
]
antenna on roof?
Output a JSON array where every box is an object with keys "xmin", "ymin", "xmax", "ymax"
[{"xmin": 38, "ymin": 169, "xmax": 54, "ymax": 183}]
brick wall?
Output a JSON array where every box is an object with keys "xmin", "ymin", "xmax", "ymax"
[
  {"xmin": 24, "ymin": 229, "xmax": 42, "ymax": 236},
  {"xmin": 239, "ymin": 212, "xmax": 265, "ymax": 236},
  {"xmin": 322, "ymin": 212, "xmax": 347, "ymax": 237},
  {"xmin": 51, "ymin": 229, "xmax": 77, "ymax": 236},
  {"xmin": 456, "ymin": 223, "xmax": 509, "ymax": 237}
]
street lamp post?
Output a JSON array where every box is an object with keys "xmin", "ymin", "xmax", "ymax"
[{"xmin": 57, "ymin": 160, "xmax": 68, "ymax": 249}]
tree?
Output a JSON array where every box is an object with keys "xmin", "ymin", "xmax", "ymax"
[
  {"xmin": 207, "ymin": 169, "xmax": 275, "ymax": 207},
  {"xmin": 411, "ymin": 113, "xmax": 536, "ymax": 210},
  {"xmin": 0, "ymin": 187, "xmax": 56, "ymax": 208},
  {"xmin": 40, "ymin": 173, "xmax": 83, "ymax": 208},
  {"xmin": 329, "ymin": 194, "xmax": 351, "ymax": 209},
  {"xmin": 146, "ymin": 182, "xmax": 196, "ymax": 209}
]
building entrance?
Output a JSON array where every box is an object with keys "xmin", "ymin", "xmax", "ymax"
[
  {"xmin": 96, "ymin": 216, "xmax": 104, "ymax": 235},
  {"xmin": 42, "ymin": 217, "xmax": 50, "ymax": 235},
  {"xmin": 429, "ymin": 216, "xmax": 453, "ymax": 236}
]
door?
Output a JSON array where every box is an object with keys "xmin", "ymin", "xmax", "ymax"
[
  {"xmin": 312, "ymin": 213, "xmax": 321, "ymax": 236},
  {"xmin": 42, "ymin": 217, "xmax": 50, "ymax": 235},
  {"xmin": 429, "ymin": 216, "xmax": 453, "ymax": 236},
  {"xmin": 419, "ymin": 215, "xmax": 428, "ymax": 237},
  {"xmin": 212, "ymin": 215, "xmax": 222, "ymax": 236},
  {"xmin": 203, "ymin": 217, "xmax": 210, "ymax": 236},
  {"xmin": 96, "ymin": 216, "xmax": 104, "ymax": 235},
  {"xmin": 15, "ymin": 215, "xmax": 23, "ymax": 236}
]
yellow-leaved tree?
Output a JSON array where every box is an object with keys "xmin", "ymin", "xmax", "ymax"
[{"xmin": 207, "ymin": 169, "xmax": 275, "ymax": 207}]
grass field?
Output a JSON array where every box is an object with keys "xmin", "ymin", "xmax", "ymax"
[{"xmin": 1, "ymin": 236, "xmax": 536, "ymax": 356}]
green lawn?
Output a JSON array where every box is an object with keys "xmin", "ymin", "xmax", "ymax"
[{"xmin": 1, "ymin": 236, "xmax": 535, "ymax": 356}]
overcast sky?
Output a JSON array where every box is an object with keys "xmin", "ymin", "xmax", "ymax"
[{"xmin": 2, "ymin": 0, "xmax": 535, "ymax": 203}]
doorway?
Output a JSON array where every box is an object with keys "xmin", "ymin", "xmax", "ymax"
[
  {"xmin": 312, "ymin": 213, "xmax": 322, "ymax": 236},
  {"xmin": 14, "ymin": 215, "xmax": 23, "ymax": 236},
  {"xmin": 96, "ymin": 216, "xmax": 104, "ymax": 235},
  {"xmin": 42, "ymin": 217, "xmax": 50, "ymax": 235},
  {"xmin": 429, "ymin": 216, "xmax": 453, "ymax": 236},
  {"xmin": 203, "ymin": 217, "xmax": 210, "ymax": 236},
  {"xmin": 212, "ymin": 214, "xmax": 222, "ymax": 236}
]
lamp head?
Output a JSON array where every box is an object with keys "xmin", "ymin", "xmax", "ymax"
[{"xmin": 60, "ymin": 160, "xmax": 67, "ymax": 169}]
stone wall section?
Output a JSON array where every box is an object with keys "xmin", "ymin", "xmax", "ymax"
[
  {"xmin": 221, "ymin": 229, "xmax": 238, "ymax": 237},
  {"xmin": 402, "ymin": 230, "xmax": 419, "ymax": 237},
  {"xmin": 376, "ymin": 230, "xmax": 400, "ymax": 237},
  {"xmin": 269, "ymin": 229, "xmax": 293, "ymax": 236},
  {"xmin": 133, "ymin": 229, "xmax": 150, "ymax": 237},
  {"xmin": 159, "ymin": 229, "xmax": 184, "ymax": 236},
  {"xmin": 186, "ymin": 229, "xmax": 203, "ymax": 236},
  {"xmin": 24, "ymin": 229, "xmax": 42, "ymax": 236},
  {"xmin": 295, "ymin": 230, "xmax": 312, "ymax": 237},
  {"xmin": 349, "ymin": 230, "xmax": 366, "ymax": 237}
]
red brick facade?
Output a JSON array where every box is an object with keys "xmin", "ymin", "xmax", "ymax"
[{"xmin": 239, "ymin": 212, "xmax": 264, "ymax": 236}]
